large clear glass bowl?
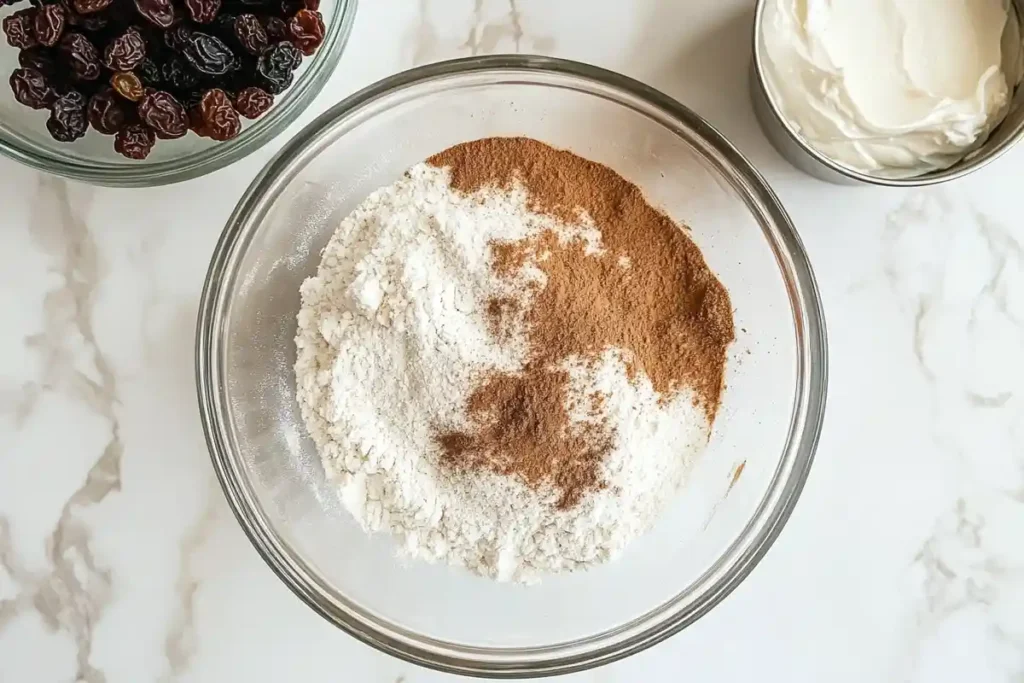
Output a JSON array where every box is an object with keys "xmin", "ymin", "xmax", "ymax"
[
  {"xmin": 0, "ymin": 0, "xmax": 356, "ymax": 186},
  {"xmin": 196, "ymin": 56, "xmax": 827, "ymax": 677}
]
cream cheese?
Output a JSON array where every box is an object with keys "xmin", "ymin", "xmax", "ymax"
[{"xmin": 761, "ymin": 0, "xmax": 1024, "ymax": 178}]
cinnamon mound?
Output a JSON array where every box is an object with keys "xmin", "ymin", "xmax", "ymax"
[{"xmin": 428, "ymin": 137, "xmax": 734, "ymax": 508}]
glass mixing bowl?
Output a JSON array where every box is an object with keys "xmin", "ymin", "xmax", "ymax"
[
  {"xmin": 0, "ymin": 0, "xmax": 356, "ymax": 186},
  {"xmin": 196, "ymin": 55, "xmax": 827, "ymax": 677}
]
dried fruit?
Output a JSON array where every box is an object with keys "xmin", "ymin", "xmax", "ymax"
[
  {"xmin": 114, "ymin": 122, "xmax": 155, "ymax": 158},
  {"xmin": 256, "ymin": 40, "xmax": 298, "ymax": 94},
  {"xmin": 163, "ymin": 22, "xmax": 191, "ymax": 50},
  {"xmin": 184, "ymin": 0, "xmax": 220, "ymax": 23},
  {"xmin": 46, "ymin": 88, "xmax": 87, "ymax": 141},
  {"xmin": 111, "ymin": 70, "xmax": 144, "ymax": 100},
  {"xmin": 260, "ymin": 15, "xmax": 286, "ymax": 42},
  {"xmin": 60, "ymin": 32, "xmax": 101, "ymax": 80},
  {"xmin": 19, "ymin": 47, "xmax": 56, "ymax": 76},
  {"xmin": 233, "ymin": 13, "xmax": 265, "ymax": 54},
  {"xmin": 72, "ymin": 0, "xmax": 112, "ymax": 14},
  {"xmin": 186, "ymin": 102, "xmax": 207, "ymax": 135},
  {"xmin": 63, "ymin": 0, "xmax": 108, "ymax": 30},
  {"xmin": 287, "ymin": 9, "xmax": 322, "ymax": 56},
  {"xmin": 199, "ymin": 87, "xmax": 239, "ymax": 140},
  {"xmin": 4, "ymin": 10, "xmax": 39, "ymax": 49},
  {"xmin": 134, "ymin": 0, "xmax": 174, "ymax": 28},
  {"xmin": 135, "ymin": 57, "xmax": 161, "ymax": 86},
  {"xmin": 233, "ymin": 85, "xmax": 270, "ymax": 118},
  {"xmin": 104, "ymin": 26, "xmax": 145, "ymax": 70},
  {"xmin": 10, "ymin": 66, "xmax": 54, "ymax": 109},
  {"xmin": 138, "ymin": 88, "xmax": 187, "ymax": 138},
  {"xmin": 32, "ymin": 4, "xmax": 65, "ymax": 47},
  {"xmin": 6, "ymin": 0, "xmax": 327, "ymax": 156},
  {"xmin": 160, "ymin": 56, "xmax": 199, "ymax": 90},
  {"xmin": 181, "ymin": 31, "xmax": 237, "ymax": 75},
  {"xmin": 86, "ymin": 88, "xmax": 127, "ymax": 133}
]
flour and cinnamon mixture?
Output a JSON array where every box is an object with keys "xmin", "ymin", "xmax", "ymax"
[{"xmin": 295, "ymin": 138, "xmax": 733, "ymax": 583}]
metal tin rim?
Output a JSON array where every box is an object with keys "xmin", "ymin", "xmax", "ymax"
[
  {"xmin": 751, "ymin": 0, "xmax": 1024, "ymax": 187},
  {"xmin": 196, "ymin": 55, "xmax": 828, "ymax": 677}
]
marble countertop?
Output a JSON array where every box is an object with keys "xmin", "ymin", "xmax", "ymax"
[{"xmin": 2, "ymin": 0, "xmax": 1023, "ymax": 681}]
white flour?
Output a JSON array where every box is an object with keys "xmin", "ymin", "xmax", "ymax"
[{"xmin": 295, "ymin": 164, "xmax": 711, "ymax": 583}]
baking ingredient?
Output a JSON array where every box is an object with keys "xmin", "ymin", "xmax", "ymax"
[
  {"xmin": 199, "ymin": 87, "xmax": 240, "ymax": 140},
  {"xmin": 46, "ymin": 89, "xmax": 87, "ymax": 141},
  {"xmin": 161, "ymin": 57, "xmax": 200, "ymax": 91},
  {"xmin": 19, "ymin": 47, "xmax": 56, "ymax": 76},
  {"xmin": 1, "ymin": 0, "xmax": 320, "ymax": 157},
  {"xmin": 288, "ymin": 8, "xmax": 323, "ymax": 56},
  {"xmin": 3, "ymin": 10, "xmax": 36, "ymax": 49},
  {"xmin": 761, "ymin": 0, "xmax": 1024, "ymax": 178},
  {"xmin": 295, "ymin": 140, "xmax": 733, "ymax": 582},
  {"xmin": 60, "ymin": 32, "xmax": 101, "ymax": 80},
  {"xmin": 185, "ymin": 0, "xmax": 220, "ymax": 24},
  {"xmin": 257, "ymin": 40, "xmax": 301, "ymax": 93},
  {"xmin": 114, "ymin": 122, "xmax": 155, "ymax": 158},
  {"xmin": 234, "ymin": 86, "xmax": 273, "ymax": 118},
  {"xmin": 181, "ymin": 32, "xmax": 238, "ymax": 76},
  {"xmin": 431, "ymin": 138, "xmax": 733, "ymax": 510},
  {"xmin": 10, "ymin": 66, "xmax": 54, "ymax": 109},
  {"xmin": 87, "ymin": 89, "xmax": 127, "ymax": 133},
  {"xmin": 33, "ymin": 5, "xmax": 66, "ymax": 47},
  {"xmin": 111, "ymin": 70, "xmax": 144, "ymax": 101},
  {"xmin": 103, "ymin": 27, "xmax": 145, "ymax": 71},
  {"xmin": 138, "ymin": 89, "xmax": 188, "ymax": 139},
  {"xmin": 233, "ymin": 14, "xmax": 268, "ymax": 55}
]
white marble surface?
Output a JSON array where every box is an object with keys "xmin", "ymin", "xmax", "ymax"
[{"xmin": 1, "ymin": 0, "xmax": 1023, "ymax": 681}]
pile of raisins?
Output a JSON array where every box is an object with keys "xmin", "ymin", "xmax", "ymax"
[{"xmin": 2, "ymin": 0, "xmax": 324, "ymax": 159}]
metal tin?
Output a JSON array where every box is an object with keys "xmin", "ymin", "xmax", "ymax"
[{"xmin": 750, "ymin": 0, "xmax": 1024, "ymax": 186}]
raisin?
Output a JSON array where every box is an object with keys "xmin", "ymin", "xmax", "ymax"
[
  {"xmin": 233, "ymin": 85, "xmax": 270, "ymax": 118},
  {"xmin": 134, "ymin": 0, "xmax": 174, "ymax": 28},
  {"xmin": 63, "ymin": 0, "xmax": 107, "ymax": 30},
  {"xmin": 135, "ymin": 56, "xmax": 161, "ymax": 86},
  {"xmin": 103, "ymin": 26, "xmax": 145, "ymax": 70},
  {"xmin": 111, "ymin": 70, "xmax": 144, "ymax": 100},
  {"xmin": 287, "ymin": 9, "xmax": 321, "ymax": 56},
  {"xmin": 182, "ymin": 32, "xmax": 237, "ymax": 75},
  {"xmin": 86, "ymin": 88, "xmax": 127, "ymax": 133},
  {"xmin": 186, "ymin": 103, "xmax": 207, "ymax": 135},
  {"xmin": 114, "ymin": 122, "xmax": 155, "ymax": 158},
  {"xmin": 256, "ymin": 40, "xmax": 298, "ymax": 94},
  {"xmin": 10, "ymin": 66, "xmax": 55, "ymax": 109},
  {"xmin": 60, "ymin": 32, "xmax": 101, "ymax": 80},
  {"xmin": 32, "ymin": 3, "xmax": 65, "ymax": 46},
  {"xmin": 185, "ymin": 0, "xmax": 220, "ymax": 23},
  {"xmin": 199, "ymin": 87, "xmax": 239, "ymax": 140},
  {"xmin": 19, "ymin": 47, "xmax": 57, "ymax": 76},
  {"xmin": 211, "ymin": 13, "xmax": 235, "ymax": 38},
  {"xmin": 46, "ymin": 88, "xmax": 87, "ymax": 141},
  {"xmin": 233, "ymin": 13, "xmax": 265, "ymax": 55},
  {"xmin": 160, "ymin": 56, "xmax": 198, "ymax": 90},
  {"xmin": 138, "ymin": 88, "xmax": 187, "ymax": 138},
  {"xmin": 163, "ymin": 22, "xmax": 191, "ymax": 51},
  {"xmin": 71, "ymin": 0, "xmax": 110, "ymax": 14},
  {"xmin": 4, "ymin": 10, "xmax": 39, "ymax": 49},
  {"xmin": 260, "ymin": 15, "xmax": 286, "ymax": 42}
]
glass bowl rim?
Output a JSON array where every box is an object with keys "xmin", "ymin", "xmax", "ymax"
[
  {"xmin": 0, "ymin": 0, "xmax": 358, "ymax": 187},
  {"xmin": 195, "ymin": 54, "xmax": 828, "ymax": 678}
]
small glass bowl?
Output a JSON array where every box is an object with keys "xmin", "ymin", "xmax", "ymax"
[
  {"xmin": 0, "ymin": 0, "xmax": 357, "ymax": 187},
  {"xmin": 196, "ymin": 56, "xmax": 828, "ymax": 677}
]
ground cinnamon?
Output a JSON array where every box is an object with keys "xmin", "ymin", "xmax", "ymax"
[{"xmin": 428, "ymin": 137, "xmax": 734, "ymax": 509}]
